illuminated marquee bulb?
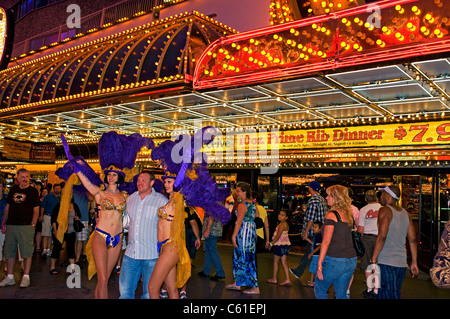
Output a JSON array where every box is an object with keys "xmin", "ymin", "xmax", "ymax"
[
  {"xmin": 376, "ymin": 39, "xmax": 386, "ymax": 47},
  {"xmin": 421, "ymin": 26, "xmax": 430, "ymax": 35},
  {"xmin": 425, "ymin": 14, "xmax": 435, "ymax": 23},
  {"xmin": 411, "ymin": 6, "xmax": 421, "ymax": 15},
  {"xmin": 353, "ymin": 43, "xmax": 362, "ymax": 51},
  {"xmin": 395, "ymin": 32, "xmax": 405, "ymax": 41},
  {"xmin": 354, "ymin": 17, "xmax": 363, "ymax": 26},
  {"xmin": 407, "ymin": 22, "xmax": 416, "ymax": 31},
  {"xmin": 395, "ymin": 5, "xmax": 404, "ymax": 14},
  {"xmin": 340, "ymin": 41, "xmax": 350, "ymax": 50},
  {"xmin": 341, "ymin": 18, "xmax": 351, "ymax": 26},
  {"xmin": 364, "ymin": 22, "xmax": 374, "ymax": 31},
  {"xmin": 434, "ymin": 28, "xmax": 443, "ymax": 38},
  {"xmin": 382, "ymin": 26, "xmax": 392, "ymax": 35}
]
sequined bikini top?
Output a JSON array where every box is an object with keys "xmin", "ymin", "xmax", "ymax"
[
  {"xmin": 157, "ymin": 203, "xmax": 173, "ymax": 221},
  {"xmin": 99, "ymin": 197, "xmax": 126, "ymax": 214}
]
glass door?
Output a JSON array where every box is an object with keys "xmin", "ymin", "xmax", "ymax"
[
  {"xmin": 416, "ymin": 175, "xmax": 434, "ymax": 270},
  {"xmin": 416, "ymin": 172, "xmax": 450, "ymax": 270}
]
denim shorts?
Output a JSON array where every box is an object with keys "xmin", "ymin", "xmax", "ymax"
[{"xmin": 273, "ymin": 245, "xmax": 290, "ymax": 257}]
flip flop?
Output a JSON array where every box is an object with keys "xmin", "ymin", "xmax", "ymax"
[
  {"xmin": 243, "ymin": 289, "xmax": 260, "ymax": 295},
  {"xmin": 266, "ymin": 279, "xmax": 277, "ymax": 284},
  {"xmin": 225, "ymin": 283, "xmax": 241, "ymax": 291},
  {"xmin": 279, "ymin": 282, "xmax": 291, "ymax": 287},
  {"xmin": 303, "ymin": 281, "xmax": 314, "ymax": 287}
]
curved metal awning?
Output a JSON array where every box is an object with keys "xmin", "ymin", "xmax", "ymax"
[{"xmin": 0, "ymin": 11, "xmax": 235, "ymax": 118}]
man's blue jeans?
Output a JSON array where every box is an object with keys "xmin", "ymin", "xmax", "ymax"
[
  {"xmin": 314, "ymin": 255, "xmax": 357, "ymax": 299},
  {"xmin": 202, "ymin": 235, "xmax": 225, "ymax": 277},
  {"xmin": 377, "ymin": 263, "xmax": 407, "ymax": 299},
  {"xmin": 119, "ymin": 254, "xmax": 157, "ymax": 299},
  {"xmin": 292, "ymin": 236, "xmax": 312, "ymax": 277}
]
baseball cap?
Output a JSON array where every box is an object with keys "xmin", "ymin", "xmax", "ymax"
[
  {"xmin": 308, "ymin": 181, "xmax": 321, "ymax": 191},
  {"xmin": 379, "ymin": 186, "xmax": 400, "ymax": 200},
  {"xmin": 365, "ymin": 189, "xmax": 377, "ymax": 202}
]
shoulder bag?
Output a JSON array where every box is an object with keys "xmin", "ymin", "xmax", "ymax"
[{"xmin": 254, "ymin": 204, "xmax": 264, "ymax": 229}]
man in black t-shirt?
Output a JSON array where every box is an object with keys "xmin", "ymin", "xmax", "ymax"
[{"xmin": 0, "ymin": 169, "xmax": 40, "ymax": 288}]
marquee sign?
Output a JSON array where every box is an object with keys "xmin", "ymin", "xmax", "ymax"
[
  {"xmin": 235, "ymin": 121, "xmax": 450, "ymax": 151},
  {"xmin": 0, "ymin": 7, "xmax": 13, "ymax": 71},
  {"xmin": 194, "ymin": 0, "xmax": 450, "ymax": 90}
]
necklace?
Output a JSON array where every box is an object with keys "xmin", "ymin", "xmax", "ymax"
[{"xmin": 106, "ymin": 188, "xmax": 120, "ymax": 194}]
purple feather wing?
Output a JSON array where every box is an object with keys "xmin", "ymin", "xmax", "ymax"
[
  {"xmin": 181, "ymin": 166, "xmax": 231, "ymax": 224},
  {"xmin": 56, "ymin": 156, "xmax": 102, "ymax": 196}
]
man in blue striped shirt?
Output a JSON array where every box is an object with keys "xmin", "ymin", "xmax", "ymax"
[
  {"xmin": 119, "ymin": 170, "xmax": 168, "ymax": 299},
  {"xmin": 289, "ymin": 181, "xmax": 328, "ymax": 282}
]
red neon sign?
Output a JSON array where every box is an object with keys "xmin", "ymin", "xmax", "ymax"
[{"xmin": 193, "ymin": 0, "xmax": 450, "ymax": 90}]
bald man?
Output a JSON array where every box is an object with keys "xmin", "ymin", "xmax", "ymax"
[{"xmin": 370, "ymin": 185, "xmax": 419, "ymax": 299}]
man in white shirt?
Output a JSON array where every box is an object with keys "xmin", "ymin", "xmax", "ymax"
[
  {"xmin": 119, "ymin": 171, "xmax": 168, "ymax": 299},
  {"xmin": 357, "ymin": 189, "xmax": 381, "ymax": 299}
]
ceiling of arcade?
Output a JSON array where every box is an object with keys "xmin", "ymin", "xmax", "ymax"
[{"xmin": 1, "ymin": 58, "xmax": 449, "ymax": 145}]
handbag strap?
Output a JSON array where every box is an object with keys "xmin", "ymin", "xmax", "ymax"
[
  {"xmin": 331, "ymin": 210, "xmax": 356, "ymax": 228},
  {"xmin": 330, "ymin": 210, "xmax": 341, "ymax": 222}
]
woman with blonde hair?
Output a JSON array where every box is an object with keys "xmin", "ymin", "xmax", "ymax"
[{"xmin": 314, "ymin": 185, "xmax": 357, "ymax": 299}]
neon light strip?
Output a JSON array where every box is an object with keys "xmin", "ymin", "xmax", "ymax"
[{"xmin": 194, "ymin": 0, "xmax": 449, "ymax": 90}]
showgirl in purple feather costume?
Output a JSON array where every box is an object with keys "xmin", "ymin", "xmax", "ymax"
[
  {"xmin": 147, "ymin": 126, "xmax": 231, "ymax": 299},
  {"xmin": 58, "ymin": 131, "xmax": 154, "ymax": 299},
  {"xmin": 151, "ymin": 126, "xmax": 231, "ymax": 225}
]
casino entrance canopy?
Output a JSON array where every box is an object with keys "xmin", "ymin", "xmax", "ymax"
[
  {"xmin": 0, "ymin": 11, "xmax": 235, "ymax": 142},
  {"xmin": 1, "ymin": 0, "xmax": 450, "ymax": 168}
]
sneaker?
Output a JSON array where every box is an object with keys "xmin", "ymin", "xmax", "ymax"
[
  {"xmin": 19, "ymin": 276, "xmax": 30, "ymax": 288},
  {"xmin": 159, "ymin": 289, "xmax": 168, "ymax": 299},
  {"xmin": 180, "ymin": 291, "xmax": 187, "ymax": 299},
  {"xmin": 210, "ymin": 275, "xmax": 225, "ymax": 281},
  {"xmin": 289, "ymin": 268, "xmax": 300, "ymax": 279},
  {"xmin": 198, "ymin": 271, "xmax": 209, "ymax": 278},
  {"xmin": 0, "ymin": 276, "xmax": 15, "ymax": 287},
  {"xmin": 362, "ymin": 289, "xmax": 373, "ymax": 299}
]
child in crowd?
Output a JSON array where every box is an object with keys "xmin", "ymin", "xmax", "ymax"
[
  {"xmin": 305, "ymin": 221, "xmax": 323, "ymax": 287},
  {"xmin": 266, "ymin": 210, "xmax": 291, "ymax": 287}
]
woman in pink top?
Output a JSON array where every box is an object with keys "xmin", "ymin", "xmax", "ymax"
[{"xmin": 266, "ymin": 210, "xmax": 291, "ymax": 287}]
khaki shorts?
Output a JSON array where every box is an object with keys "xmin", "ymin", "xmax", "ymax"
[
  {"xmin": 4, "ymin": 225, "xmax": 35, "ymax": 259},
  {"xmin": 41, "ymin": 214, "xmax": 52, "ymax": 236}
]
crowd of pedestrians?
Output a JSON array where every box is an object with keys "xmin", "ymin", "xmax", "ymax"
[{"xmin": 0, "ymin": 170, "xmax": 433, "ymax": 299}]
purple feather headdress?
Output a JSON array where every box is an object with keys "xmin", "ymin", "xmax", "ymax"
[
  {"xmin": 150, "ymin": 139, "xmax": 180, "ymax": 174},
  {"xmin": 99, "ymin": 131, "xmax": 155, "ymax": 178},
  {"xmin": 151, "ymin": 126, "xmax": 231, "ymax": 224},
  {"xmin": 58, "ymin": 131, "xmax": 155, "ymax": 195},
  {"xmin": 151, "ymin": 126, "xmax": 217, "ymax": 187}
]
